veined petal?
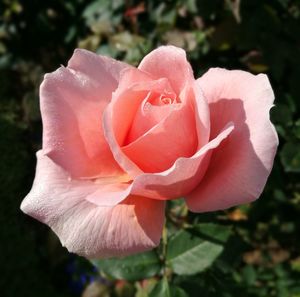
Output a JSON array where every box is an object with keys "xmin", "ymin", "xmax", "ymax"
[
  {"xmin": 41, "ymin": 49, "xmax": 129, "ymax": 178},
  {"xmin": 186, "ymin": 69, "xmax": 278, "ymax": 212},
  {"xmin": 138, "ymin": 46, "xmax": 194, "ymax": 94},
  {"xmin": 21, "ymin": 151, "xmax": 165, "ymax": 258}
]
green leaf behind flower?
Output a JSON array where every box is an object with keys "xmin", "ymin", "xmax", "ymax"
[
  {"xmin": 92, "ymin": 250, "xmax": 161, "ymax": 281},
  {"xmin": 166, "ymin": 223, "xmax": 231, "ymax": 275}
]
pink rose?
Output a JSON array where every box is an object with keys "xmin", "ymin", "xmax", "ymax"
[{"xmin": 21, "ymin": 46, "xmax": 278, "ymax": 258}]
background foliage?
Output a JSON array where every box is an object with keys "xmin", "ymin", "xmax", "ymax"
[{"xmin": 1, "ymin": 0, "xmax": 300, "ymax": 296}]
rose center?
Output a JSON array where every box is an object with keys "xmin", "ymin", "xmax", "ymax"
[
  {"xmin": 147, "ymin": 91, "xmax": 178, "ymax": 106},
  {"xmin": 161, "ymin": 96, "xmax": 173, "ymax": 104},
  {"xmin": 123, "ymin": 91, "xmax": 181, "ymax": 145}
]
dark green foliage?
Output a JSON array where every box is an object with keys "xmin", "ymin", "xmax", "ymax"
[
  {"xmin": 1, "ymin": 0, "xmax": 300, "ymax": 296},
  {"xmin": 166, "ymin": 224, "xmax": 231, "ymax": 275},
  {"xmin": 149, "ymin": 277, "xmax": 189, "ymax": 297},
  {"xmin": 93, "ymin": 250, "xmax": 162, "ymax": 281}
]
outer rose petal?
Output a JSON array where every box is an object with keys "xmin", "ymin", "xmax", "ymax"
[
  {"xmin": 186, "ymin": 69, "xmax": 279, "ymax": 212},
  {"xmin": 20, "ymin": 151, "xmax": 165, "ymax": 258},
  {"xmin": 41, "ymin": 49, "xmax": 129, "ymax": 178},
  {"xmin": 139, "ymin": 46, "xmax": 194, "ymax": 94}
]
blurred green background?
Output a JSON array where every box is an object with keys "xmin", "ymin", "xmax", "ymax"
[{"xmin": 1, "ymin": 0, "xmax": 300, "ymax": 296}]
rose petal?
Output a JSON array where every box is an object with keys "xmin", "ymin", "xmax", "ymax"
[
  {"xmin": 110, "ymin": 68, "xmax": 173, "ymax": 147},
  {"xmin": 125, "ymin": 94, "xmax": 178, "ymax": 144},
  {"xmin": 129, "ymin": 122, "xmax": 234, "ymax": 199},
  {"xmin": 103, "ymin": 72, "xmax": 176, "ymax": 178},
  {"xmin": 186, "ymin": 69, "xmax": 279, "ymax": 212},
  {"xmin": 183, "ymin": 82, "xmax": 210, "ymax": 149},
  {"xmin": 122, "ymin": 100, "xmax": 198, "ymax": 173},
  {"xmin": 103, "ymin": 77, "xmax": 214, "ymax": 197},
  {"xmin": 41, "ymin": 49, "xmax": 129, "ymax": 178},
  {"xmin": 138, "ymin": 46, "xmax": 194, "ymax": 94},
  {"xmin": 83, "ymin": 170, "xmax": 132, "ymax": 207},
  {"xmin": 20, "ymin": 151, "xmax": 165, "ymax": 258}
]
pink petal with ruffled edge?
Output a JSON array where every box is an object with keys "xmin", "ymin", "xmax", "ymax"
[
  {"xmin": 103, "ymin": 69, "xmax": 180, "ymax": 178},
  {"xmin": 21, "ymin": 151, "xmax": 165, "ymax": 258},
  {"xmin": 41, "ymin": 49, "xmax": 130, "ymax": 178},
  {"xmin": 138, "ymin": 46, "xmax": 194, "ymax": 94},
  {"xmin": 186, "ymin": 69, "xmax": 279, "ymax": 212},
  {"xmin": 102, "ymin": 46, "xmax": 212, "ymax": 200},
  {"xmin": 129, "ymin": 122, "xmax": 234, "ymax": 200}
]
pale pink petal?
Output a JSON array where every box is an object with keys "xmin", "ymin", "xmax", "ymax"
[
  {"xmin": 86, "ymin": 181, "xmax": 132, "ymax": 207},
  {"xmin": 138, "ymin": 46, "xmax": 194, "ymax": 94},
  {"xmin": 103, "ymin": 102, "xmax": 143, "ymax": 178},
  {"xmin": 186, "ymin": 69, "xmax": 278, "ymax": 212},
  {"xmin": 129, "ymin": 122, "xmax": 234, "ymax": 199},
  {"xmin": 103, "ymin": 78, "xmax": 213, "ymax": 197},
  {"xmin": 183, "ymin": 82, "xmax": 210, "ymax": 149},
  {"xmin": 68, "ymin": 49, "xmax": 128, "ymax": 85},
  {"xmin": 117, "ymin": 67, "xmax": 153, "ymax": 91},
  {"xmin": 103, "ymin": 74, "xmax": 176, "ymax": 178},
  {"xmin": 85, "ymin": 173, "xmax": 133, "ymax": 207},
  {"xmin": 109, "ymin": 69, "xmax": 171, "ymax": 146},
  {"xmin": 125, "ymin": 94, "xmax": 178, "ymax": 144},
  {"xmin": 122, "ymin": 101, "xmax": 198, "ymax": 173},
  {"xmin": 41, "ymin": 49, "xmax": 129, "ymax": 178},
  {"xmin": 20, "ymin": 151, "xmax": 165, "ymax": 258}
]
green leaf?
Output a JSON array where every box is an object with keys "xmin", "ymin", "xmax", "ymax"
[
  {"xmin": 170, "ymin": 287, "xmax": 189, "ymax": 297},
  {"xmin": 149, "ymin": 278, "xmax": 188, "ymax": 297},
  {"xmin": 149, "ymin": 278, "xmax": 170, "ymax": 297},
  {"xmin": 293, "ymin": 119, "xmax": 300, "ymax": 140},
  {"xmin": 166, "ymin": 224, "xmax": 231, "ymax": 275},
  {"xmin": 92, "ymin": 250, "xmax": 161, "ymax": 281},
  {"xmin": 280, "ymin": 142, "xmax": 300, "ymax": 172},
  {"xmin": 242, "ymin": 265, "xmax": 257, "ymax": 286},
  {"xmin": 110, "ymin": 31, "xmax": 145, "ymax": 52},
  {"xmin": 271, "ymin": 103, "xmax": 293, "ymax": 127},
  {"xmin": 82, "ymin": 0, "xmax": 110, "ymax": 21}
]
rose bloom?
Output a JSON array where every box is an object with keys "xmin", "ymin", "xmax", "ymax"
[{"xmin": 21, "ymin": 46, "xmax": 278, "ymax": 258}]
